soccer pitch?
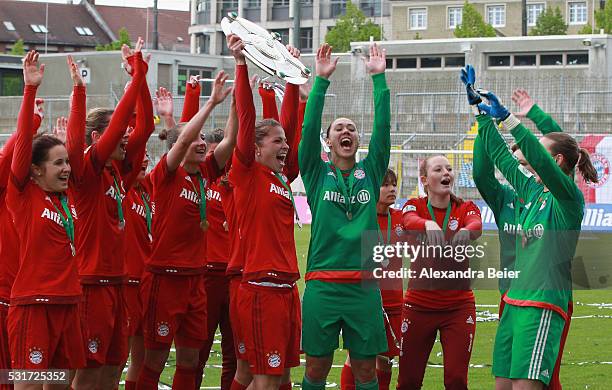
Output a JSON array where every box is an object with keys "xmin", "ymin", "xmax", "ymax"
[{"xmin": 142, "ymin": 226, "xmax": 612, "ymax": 389}]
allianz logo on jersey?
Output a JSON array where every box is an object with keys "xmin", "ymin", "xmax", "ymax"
[
  {"xmin": 105, "ymin": 185, "xmax": 125, "ymax": 201},
  {"xmin": 41, "ymin": 207, "xmax": 77, "ymax": 227},
  {"xmin": 180, "ymin": 188, "xmax": 201, "ymax": 204},
  {"xmin": 502, "ymin": 222, "xmax": 522, "ymax": 235},
  {"xmin": 206, "ymin": 188, "xmax": 221, "ymax": 202},
  {"xmin": 323, "ymin": 190, "xmax": 371, "ymax": 205},
  {"xmin": 269, "ymin": 183, "xmax": 291, "ymax": 201}
]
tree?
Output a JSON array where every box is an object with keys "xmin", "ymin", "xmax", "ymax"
[
  {"xmin": 578, "ymin": 23, "xmax": 594, "ymax": 34},
  {"xmin": 10, "ymin": 39, "xmax": 25, "ymax": 55},
  {"xmin": 325, "ymin": 2, "xmax": 381, "ymax": 52},
  {"xmin": 595, "ymin": 0, "xmax": 612, "ymax": 33},
  {"xmin": 454, "ymin": 2, "xmax": 496, "ymax": 38},
  {"xmin": 96, "ymin": 27, "xmax": 132, "ymax": 51},
  {"xmin": 529, "ymin": 7, "xmax": 567, "ymax": 36}
]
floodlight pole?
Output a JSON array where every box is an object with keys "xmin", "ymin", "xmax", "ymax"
[{"xmin": 292, "ymin": 0, "xmax": 301, "ymax": 48}]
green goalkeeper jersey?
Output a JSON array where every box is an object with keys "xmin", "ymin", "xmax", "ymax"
[
  {"xmin": 477, "ymin": 114, "xmax": 583, "ymax": 316},
  {"xmin": 473, "ymin": 104, "xmax": 563, "ymax": 293},
  {"xmin": 298, "ymin": 74, "xmax": 390, "ymax": 281}
]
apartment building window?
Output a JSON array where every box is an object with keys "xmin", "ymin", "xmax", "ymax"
[
  {"xmin": 300, "ymin": 28, "xmax": 313, "ymax": 53},
  {"xmin": 247, "ymin": 0, "xmax": 261, "ymax": 6},
  {"xmin": 448, "ymin": 7, "xmax": 462, "ymax": 29},
  {"xmin": 331, "ymin": 0, "xmax": 348, "ymax": 18},
  {"xmin": 196, "ymin": 0, "xmax": 210, "ymax": 11},
  {"xmin": 568, "ymin": 2, "xmax": 587, "ymax": 24},
  {"xmin": 273, "ymin": 0, "xmax": 290, "ymax": 5},
  {"xmin": 527, "ymin": 3, "xmax": 545, "ymax": 26},
  {"xmin": 178, "ymin": 67, "xmax": 213, "ymax": 96},
  {"xmin": 409, "ymin": 8, "xmax": 427, "ymax": 30},
  {"xmin": 360, "ymin": 1, "xmax": 381, "ymax": 17},
  {"xmin": 486, "ymin": 5, "xmax": 505, "ymax": 27}
]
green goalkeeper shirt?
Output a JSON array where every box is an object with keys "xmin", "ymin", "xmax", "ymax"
[
  {"xmin": 473, "ymin": 104, "xmax": 563, "ymax": 293},
  {"xmin": 477, "ymin": 114, "xmax": 583, "ymax": 319},
  {"xmin": 298, "ymin": 74, "xmax": 391, "ymax": 282}
]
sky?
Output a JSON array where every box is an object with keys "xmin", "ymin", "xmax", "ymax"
[{"xmin": 17, "ymin": 0, "xmax": 189, "ymax": 11}]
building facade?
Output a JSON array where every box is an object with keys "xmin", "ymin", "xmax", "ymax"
[
  {"xmin": 188, "ymin": 0, "xmax": 392, "ymax": 55},
  {"xmin": 391, "ymin": 0, "xmax": 600, "ymax": 40}
]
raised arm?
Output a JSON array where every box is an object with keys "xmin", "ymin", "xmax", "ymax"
[
  {"xmin": 212, "ymin": 95, "xmax": 238, "ymax": 169},
  {"xmin": 180, "ymin": 76, "xmax": 201, "ymax": 122},
  {"xmin": 286, "ymin": 91, "xmax": 307, "ymax": 183},
  {"xmin": 362, "ymin": 43, "xmax": 391, "ymax": 190},
  {"xmin": 259, "ymin": 85, "xmax": 279, "ymax": 121},
  {"xmin": 93, "ymin": 40, "xmax": 145, "ymax": 167},
  {"xmin": 298, "ymin": 43, "xmax": 338, "ymax": 180},
  {"xmin": 473, "ymin": 134, "xmax": 506, "ymax": 212},
  {"xmin": 11, "ymin": 51, "xmax": 43, "ymax": 189},
  {"xmin": 166, "ymin": 71, "xmax": 232, "ymax": 172},
  {"xmin": 154, "ymin": 87, "xmax": 177, "ymax": 130},
  {"xmin": 512, "ymin": 89, "xmax": 563, "ymax": 135},
  {"xmin": 62, "ymin": 55, "xmax": 87, "ymax": 183},
  {"xmin": 229, "ymin": 34, "xmax": 257, "ymax": 167}
]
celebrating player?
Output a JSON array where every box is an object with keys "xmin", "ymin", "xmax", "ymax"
[
  {"xmin": 341, "ymin": 168, "xmax": 404, "ymax": 390},
  {"xmin": 299, "ymin": 42, "xmax": 390, "ymax": 390},
  {"xmin": 6, "ymin": 51, "xmax": 86, "ymax": 387},
  {"xmin": 465, "ymin": 81, "xmax": 597, "ymax": 389},
  {"xmin": 226, "ymin": 33, "xmax": 302, "ymax": 390},
  {"xmin": 398, "ymin": 155, "xmax": 482, "ymax": 390},
  {"xmin": 136, "ymin": 71, "xmax": 233, "ymax": 389},
  {"xmin": 70, "ymin": 38, "xmax": 152, "ymax": 390}
]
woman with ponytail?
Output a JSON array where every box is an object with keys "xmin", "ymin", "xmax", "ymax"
[
  {"xmin": 397, "ymin": 155, "xmax": 482, "ymax": 390},
  {"xmin": 463, "ymin": 75, "xmax": 596, "ymax": 389}
]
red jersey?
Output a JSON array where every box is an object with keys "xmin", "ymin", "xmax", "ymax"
[
  {"xmin": 205, "ymin": 180, "xmax": 230, "ymax": 272},
  {"xmin": 148, "ymin": 154, "xmax": 221, "ymax": 273},
  {"xmin": 124, "ymin": 179, "xmax": 153, "ymax": 280},
  {"xmin": 221, "ymin": 180, "xmax": 244, "ymax": 276},
  {"xmin": 7, "ymin": 85, "xmax": 80, "ymax": 304},
  {"xmin": 378, "ymin": 207, "xmax": 404, "ymax": 310},
  {"xmin": 402, "ymin": 197, "xmax": 482, "ymax": 310}
]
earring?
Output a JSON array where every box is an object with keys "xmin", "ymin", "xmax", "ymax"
[{"xmin": 256, "ymin": 151, "xmax": 262, "ymax": 156}]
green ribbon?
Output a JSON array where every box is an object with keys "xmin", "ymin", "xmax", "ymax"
[
  {"xmin": 274, "ymin": 172, "xmax": 301, "ymax": 228},
  {"xmin": 333, "ymin": 165, "xmax": 356, "ymax": 220},
  {"xmin": 139, "ymin": 187, "xmax": 152, "ymax": 235},
  {"xmin": 426, "ymin": 200, "xmax": 452, "ymax": 232},
  {"xmin": 377, "ymin": 210, "xmax": 392, "ymax": 244},
  {"xmin": 111, "ymin": 174, "xmax": 125, "ymax": 229},
  {"xmin": 51, "ymin": 194, "xmax": 75, "ymax": 256},
  {"xmin": 187, "ymin": 172, "xmax": 207, "ymax": 223}
]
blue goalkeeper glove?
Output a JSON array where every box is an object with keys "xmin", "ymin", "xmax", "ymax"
[
  {"xmin": 459, "ymin": 65, "xmax": 482, "ymax": 105},
  {"xmin": 477, "ymin": 90, "xmax": 510, "ymax": 121}
]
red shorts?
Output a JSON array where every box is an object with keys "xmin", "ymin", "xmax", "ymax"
[
  {"xmin": 124, "ymin": 282, "xmax": 143, "ymax": 337},
  {"xmin": 0, "ymin": 303, "xmax": 10, "ymax": 371},
  {"xmin": 141, "ymin": 271, "xmax": 207, "ymax": 350},
  {"xmin": 229, "ymin": 276, "xmax": 246, "ymax": 360},
  {"xmin": 8, "ymin": 304, "xmax": 85, "ymax": 369},
  {"xmin": 238, "ymin": 282, "xmax": 301, "ymax": 376},
  {"xmin": 79, "ymin": 284, "xmax": 129, "ymax": 367},
  {"xmin": 382, "ymin": 306, "xmax": 402, "ymax": 358}
]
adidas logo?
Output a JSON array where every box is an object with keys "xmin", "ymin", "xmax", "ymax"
[
  {"xmin": 540, "ymin": 369, "xmax": 549, "ymax": 378},
  {"xmin": 507, "ymin": 202, "xmax": 514, "ymax": 209},
  {"xmin": 466, "ymin": 315, "xmax": 474, "ymax": 324}
]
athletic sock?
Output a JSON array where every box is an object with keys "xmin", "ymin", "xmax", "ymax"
[
  {"xmin": 301, "ymin": 376, "xmax": 326, "ymax": 390},
  {"xmin": 136, "ymin": 365, "xmax": 162, "ymax": 390},
  {"xmin": 229, "ymin": 378, "xmax": 248, "ymax": 390},
  {"xmin": 356, "ymin": 378, "xmax": 379, "ymax": 390},
  {"xmin": 376, "ymin": 370, "xmax": 391, "ymax": 390},
  {"xmin": 172, "ymin": 365, "xmax": 197, "ymax": 389},
  {"xmin": 279, "ymin": 382, "xmax": 292, "ymax": 390},
  {"xmin": 125, "ymin": 380, "xmax": 136, "ymax": 390},
  {"xmin": 341, "ymin": 364, "xmax": 356, "ymax": 390}
]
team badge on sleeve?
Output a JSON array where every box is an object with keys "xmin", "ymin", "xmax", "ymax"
[{"xmin": 404, "ymin": 204, "xmax": 416, "ymax": 212}]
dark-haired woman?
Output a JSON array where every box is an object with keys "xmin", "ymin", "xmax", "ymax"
[
  {"xmin": 467, "ymin": 87, "xmax": 597, "ymax": 390},
  {"xmin": 398, "ymin": 155, "xmax": 482, "ymax": 390},
  {"xmin": 136, "ymin": 72, "xmax": 233, "ymax": 389},
  {"xmin": 6, "ymin": 51, "xmax": 86, "ymax": 389}
]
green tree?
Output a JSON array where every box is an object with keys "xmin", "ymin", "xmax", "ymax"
[
  {"xmin": 96, "ymin": 27, "xmax": 132, "ymax": 51},
  {"xmin": 325, "ymin": 2, "xmax": 381, "ymax": 52},
  {"xmin": 578, "ymin": 23, "xmax": 594, "ymax": 34},
  {"xmin": 9, "ymin": 39, "xmax": 25, "ymax": 55},
  {"xmin": 454, "ymin": 2, "xmax": 496, "ymax": 38},
  {"xmin": 595, "ymin": 0, "xmax": 612, "ymax": 33},
  {"xmin": 529, "ymin": 7, "xmax": 567, "ymax": 35}
]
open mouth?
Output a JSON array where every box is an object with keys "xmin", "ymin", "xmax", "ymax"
[
  {"xmin": 276, "ymin": 151, "xmax": 287, "ymax": 166},
  {"xmin": 340, "ymin": 136, "xmax": 353, "ymax": 151},
  {"xmin": 440, "ymin": 177, "xmax": 451, "ymax": 186},
  {"xmin": 58, "ymin": 175, "xmax": 69, "ymax": 185}
]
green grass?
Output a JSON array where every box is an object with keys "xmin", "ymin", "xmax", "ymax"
[{"xmin": 126, "ymin": 226, "xmax": 612, "ymax": 389}]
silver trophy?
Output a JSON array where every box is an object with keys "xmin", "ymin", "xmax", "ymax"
[{"xmin": 221, "ymin": 12, "xmax": 311, "ymax": 85}]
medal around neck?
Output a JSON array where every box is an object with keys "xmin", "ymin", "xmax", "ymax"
[
  {"xmin": 221, "ymin": 12, "xmax": 311, "ymax": 85},
  {"xmin": 200, "ymin": 219, "xmax": 209, "ymax": 231}
]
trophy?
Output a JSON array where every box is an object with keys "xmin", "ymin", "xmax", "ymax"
[{"xmin": 221, "ymin": 12, "xmax": 311, "ymax": 85}]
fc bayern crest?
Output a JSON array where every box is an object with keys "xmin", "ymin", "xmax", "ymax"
[
  {"xmin": 267, "ymin": 352, "xmax": 282, "ymax": 368},
  {"xmin": 88, "ymin": 339, "xmax": 99, "ymax": 354},
  {"xmin": 354, "ymin": 169, "xmax": 366, "ymax": 180},
  {"xmin": 157, "ymin": 322, "xmax": 170, "ymax": 337},
  {"xmin": 29, "ymin": 347, "xmax": 43, "ymax": 365},
  {"xmin": 448, "ymin": 219, "xmax": 459, "ymax": 231},
  {"xmin": 588, "ymin": 153, "xmax": 610, "ymax": 188}
]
